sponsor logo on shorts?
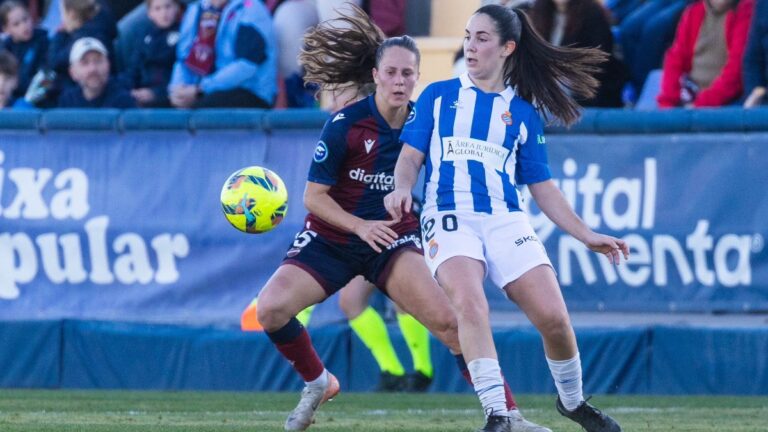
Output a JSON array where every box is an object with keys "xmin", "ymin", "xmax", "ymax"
[
  {"xmin": 386, "ymin": 234, "xmax": 420, "ymax": 251},
  {"xmin": 286, "ymin": 248, "xmax": 301, "ymax": 257},
  {"xmin": 428, "ymin": 239, "xmax": 439, "ymax": 259},
  {"xmin": 515, "ymin": 235, "xmax": 539, "ymax": 247}
]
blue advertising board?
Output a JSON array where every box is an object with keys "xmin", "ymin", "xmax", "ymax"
[{"xmin": 1, "ymin": 124, "xmax": 766, "ymax": 324}]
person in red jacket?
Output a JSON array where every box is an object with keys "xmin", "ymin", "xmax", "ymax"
[{"xmin": 657, "ymin": 0, "xmax": 754, "ymax": 108}]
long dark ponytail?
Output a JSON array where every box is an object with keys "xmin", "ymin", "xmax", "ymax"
[{"xmin": 476, "ymin": 5, "xmax": 606, "ymax": 126}]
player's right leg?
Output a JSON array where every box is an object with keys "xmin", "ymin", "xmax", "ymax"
[
  {"xmin": 418, "ymin": 211, "xmax": 551, "ymax": 432},
  {"xmin": 339, "ymin": 277, "xmax": 408, "ymax": 392},
  {"xmin": 383, "ymin": 249, "xmax": 550, "ymax": 431},
  {"xmin": 257, "ymin": 265, "xmax": 340, "ymax": 431}
]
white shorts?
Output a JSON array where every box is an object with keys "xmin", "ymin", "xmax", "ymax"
[{"xmin": 420, "ymin": 209, "xmax": 553, "ymax": 289}]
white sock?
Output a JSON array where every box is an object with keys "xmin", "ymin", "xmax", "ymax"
[
  {"xmin": 306, "ymin": 369, "xmax": 328, "ymax": 390},
  {"xmin": 468, "ymin": 358, "xmax": 509, "ymax": 417},
  {"xmin": 546, "ymin": 353, "xmax": 584, "ymax": 411}
]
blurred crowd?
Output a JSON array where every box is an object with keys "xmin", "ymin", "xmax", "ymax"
[{"xmin": 0, "ymin": 0, "xmax": 765, "ymax": 110}]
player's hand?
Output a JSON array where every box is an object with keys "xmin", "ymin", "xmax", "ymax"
[
  {"xmin": 583, "ymin": 232, "xmax": 629, "ymax": 265},
  {"xmin": 384, "ymin": 188, "xmax": 412, "ymax": 223},
  {"xmin": 353, "ymin": 219, "xmax": 398, "ymax": 253}
]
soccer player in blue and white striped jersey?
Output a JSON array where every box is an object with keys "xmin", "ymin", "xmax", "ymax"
[
  {"xmin": 256, "ymin": 7, "xmax": 547, "ymax": 432},
  {"xmin": 386, "ymin": 5, "xmax": 629, "ymax": 432}
]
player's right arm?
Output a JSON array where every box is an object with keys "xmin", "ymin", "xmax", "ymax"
[
  {"xmin": 304, "ymin": 182, "xmax": 398, "ymax": 253},
  {"xmin": 385, "ymin": 84, "xmax": 435, "ymax": 221},
  {"xmin": 385, "ymin": 144, "xmax": 424, "ymax": 222}
]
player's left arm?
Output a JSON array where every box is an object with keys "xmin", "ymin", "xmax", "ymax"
[
  {"xmin": 304, "ymin": 182, "xmax": 398, "ymax": 253},
  {"xmin": 528, "ymin": 180, "xmax": 629, "ymax": 265}
]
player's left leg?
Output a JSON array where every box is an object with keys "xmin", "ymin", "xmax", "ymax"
[
  {"xmin": 241, "ymin": 297, "xmax": 315, "ymax": 331},
  {"xmin": 503, "ymin": 266, "xmax": 621, "ymax": 432}
]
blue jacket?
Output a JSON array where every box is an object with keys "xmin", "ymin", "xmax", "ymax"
[
  {"xmin": 743, "ymin": 0, "xmax": 767, "ymax": 92},
  {"xmin": 3, "ymin": 28, "xmax": 48, "ymax": 101},
  {"xmin": 170, "ymin": 0, "xmax": 277, "ymax": 105},
  {"xmin": 123, "ymin": 22, "xmax": 180, "ymax": 104},
  {"xmin": 58, "ymin": 78, "xmax": 136, "ymax": 109}
]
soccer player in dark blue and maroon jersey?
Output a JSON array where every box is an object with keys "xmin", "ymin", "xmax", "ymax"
[{"xmin": 254, "ymin": 6, "xmax": 548, "ymax": 432}]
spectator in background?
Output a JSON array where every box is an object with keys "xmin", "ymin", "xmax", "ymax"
[
  {"xmin": 657, "ymin": 0, "xmax": 754, "ymax": 108},
  {"xmin": 529, "ymin": 0, "xmax": 625, "ymax": 107},
  {"xmin": 42, "ymin": 0, "xmax": 117, "ymax": 106},
  {"xmin": 617, "ymin": 0, "xmax": 693, "ymax": 94},
  {"xmin": 169, "ymin": 0, "xmax": 276, "ymax": 109},
  {"xmin": 0, "ymin": 0, "xmax": 40, "ymax": 20},
  {"xmin": 123, "ymin": 0, "xmax": 181, "ymax": 107},
  {"xmin": 0, "ymin": 49, "xmax": 18, "ymax": 108},
  {"xmin": 58, "ymin": 36, "xmax": 135, "ymax": 108},
  {"xmin": 743, "ymin": 0, "xmax": 767, "ymax": 108},
  {"xmin": 272, "ymin": 0, "xmax": 406, "ymax": 108},
  {"xmin": 0, "ymin": 0, "xmax": 47, "ymax": 103}
]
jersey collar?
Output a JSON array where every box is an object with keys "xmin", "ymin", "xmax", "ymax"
[
  {"xmin": 368, "ymin": 92, "xmax": 414, "ymax": 130},
  {"xmin": 459, "ymin": 72, "xmax": 516, "ymax": 104}
]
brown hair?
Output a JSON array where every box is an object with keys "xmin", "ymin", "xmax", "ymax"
[
  {"xmin": 529, "ymin": 0, "xmax": 611, "ymax": 44},
  {"xmin": 299, "ymin": 4, "xmax": 420, "ymax": 99},
  {"xmin": 0, "ymin": 0, "xmax": 27, "ymax": 28},
  {"xmin": 475, "ymin": 5, "xmax": 606, "ymax": 126},
  {"xmin": 62, "ymin": 0, "xmax": 100, "ymax": 22}
]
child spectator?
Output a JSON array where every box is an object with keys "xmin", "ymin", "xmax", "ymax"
[
  {"xmin": 169, "ymin": 0, "xmax": 276, "ymax": 108},
  {"xmin": 657, "ymin": 0, "xmax": 754, "ymax": 108},
  {"xmin": 0, "ymin": 0, "xmax": 47, "ymax": 102},
  {"xmin": 58, "ymin": 36, "xmax": 135, "ymax": 108},
  {"xmin": 743, "ymin": 0, "xmax": 767, "ymax": 108},
  {"xmin": 123, "ymin": 0, "xmax": 181, "ymax": 107},
  {"xmin": 0, "ymin": 49, "xmax": 18, "ymax": 108},
  {"xmin": 44, "ymin": 0, "xmax": 117, "ymax": 106}
]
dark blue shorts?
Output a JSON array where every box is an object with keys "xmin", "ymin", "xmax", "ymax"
[{"xmin": 281, "ymin": 229, "xmax": 422, "ymax": 296}]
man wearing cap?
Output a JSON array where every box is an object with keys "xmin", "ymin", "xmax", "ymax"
[{"xmin": 58, "ymin": 36, "xmax": 135, "ymax": 108}]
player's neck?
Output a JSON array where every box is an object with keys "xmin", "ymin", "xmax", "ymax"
[
  {"xmin": 374, "ymin": 93, "xmax": 408, "ymax": 129},
  {"xmin": 468, "ymin": 72, "xmax": 506, "ymax": 94}
]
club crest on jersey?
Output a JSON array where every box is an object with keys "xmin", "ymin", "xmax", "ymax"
[
  {"xmin": 313, "ymin": 141, "xmax": 328, "ymax": 162},
  {"xmin": 405, "ymin": 107, "xmax": 416, "ymax": 124},
  {"xmin": 364, "ymin": 139, "xmax": 376, "ymax": 154},
  {"xmin": 501, "ymin": 111, "xmax": 513, "ymax": 126}
]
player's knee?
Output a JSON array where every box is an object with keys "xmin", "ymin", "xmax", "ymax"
[
  {"xmin": 256, "ymin": 292, "xmax": 289, "ymax": 332},
  {"xmin": 537, "ymin": 311, "xmax": 572, "ymax": 343},
  {"xmin": 453, "ymin": 298, "xmax": 490, "ymax": 325}
]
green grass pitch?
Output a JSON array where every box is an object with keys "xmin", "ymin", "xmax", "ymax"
[{"xmin": 1, "ymin": 390, "xmax": 766, "ymax": 431}]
